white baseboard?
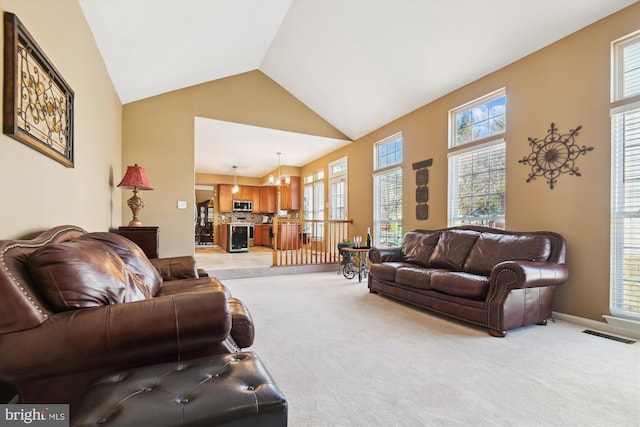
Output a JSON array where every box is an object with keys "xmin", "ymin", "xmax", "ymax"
[{"xmin": 552, "ymin": 311, "xmax": 640, "ymax": 340}]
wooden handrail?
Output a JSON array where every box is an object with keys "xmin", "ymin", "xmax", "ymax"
[{"xmin": 271, "ymin": 218, "xmax": 353, "ymax": 266}]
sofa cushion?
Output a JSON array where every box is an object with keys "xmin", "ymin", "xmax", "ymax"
[
  {"xmin": 369, "ymin": 262, "xmax": 410, "ymax": 283},
  {"xmin": 402, "ymin": 231, "xmax": 441, "ymax": 267},
  {"xmin": 80, "ymin": 232, "xmax": 163, "ymax": 295},
  {"xmin": 27, "ymin": 239, "xmax": 152, "ymax": 311},
  {"xmin": 396, "ymin": 266, "xmax": 445, "ymax": 290},
  {"xmin": 430, "ymin": 271, "xmax": 489, "ymax": 300},
  {"xmin": 428, "ymin": 230, "xmax": 479, "ymax": 270},
  {"xmin": 462, "ymin": 233, "xmax": 552, "ymax": 276}
]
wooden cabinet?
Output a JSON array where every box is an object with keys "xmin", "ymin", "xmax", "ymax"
[
  {"xmin": 232, "ymin": 185, "xmax": 252, "ymax": 201},
  {"xmin": 259, "ymin": 186, "xmax": 277, "ymax": 213},
  {"xmin": 218, "ymin": 184, "xmax": 278, "ymax": 213},
  {"xmin": 254, "ymin": 224, "xmax": 273, "ymax": 247},
  {"xmin": 276, "ymin": 223, "xmax": 300, "ymax": 250},
  {"xmin": 261, "ymin": 225, "xmax": 273, "ymax": 248},
  {"xmin": 218, "ymin": 224, "xmax": 229, "ymax": 252},
  {"xmin": 218, "ymin": 184, "xmax": 233, "ymax": 212},
  {"xmin": 251, "ymin": 187, "xmax": 261, "ymax": 213},
  {"xmin": 281, "ymin": 176, "xmax": 301, "ymax": 211},
  {"xmin": 118, "ymin": 226, "xmax": 158, "ymax": 259},
  {"xmin": 195, "ymin": 201, "xmax": 214, "ymax": 245},
  {"xmin": 254, "ymin": 225, "xmax": 263, "ymax": 246}
]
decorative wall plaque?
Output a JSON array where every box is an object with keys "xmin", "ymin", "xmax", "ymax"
[
  {"xmin": 518, "ymin": 123, "xmax": 592, "ymax": 189},
  {"xmin": 412, "ymin": 158, "xmax": 433, "ymax": 220},
  {"xmin": 3, "ymin": 12, "xmax": 74, "ymax": 167}
]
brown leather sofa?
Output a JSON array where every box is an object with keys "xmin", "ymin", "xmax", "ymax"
[
  {"xmin": 368, "ymin": 226, "xmax": 569, "ymax": 337},
  {"xmin": 0, "ymin": 225, "xmax": 254, "ymax": 410}
]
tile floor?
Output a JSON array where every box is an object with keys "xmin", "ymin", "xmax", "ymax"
[
  {"xmin": 194, "ymin": 244, "xmax": 338, "ymax": 280},
  {"xmin": 194, "ymin": 245, "xmax": 273, "ymax": 271}
]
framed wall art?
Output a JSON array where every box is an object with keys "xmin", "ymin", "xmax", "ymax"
[{"xmin": 3, "ymin": 12, "xmax": 74, "ymax": 168}]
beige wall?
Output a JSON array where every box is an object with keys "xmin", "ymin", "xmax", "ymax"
[
  {"xmin": 0, "ymin": 0, "xmax": 122, "ymax": 238},
  {"xmin": 123, "ymin": 4, "xmax": 638, "ymax": 322},
  {"xmin": 304, "ymin": 3, "xmax": 640, "ymax": 322},
  {"xmin": 123, "ymin": 70, "xmax": 345, "ymax": 257}
]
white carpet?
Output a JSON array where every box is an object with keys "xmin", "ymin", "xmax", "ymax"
[{"xmin": 222, "ymin": 272, "xmax": 640, "ymax": 427}]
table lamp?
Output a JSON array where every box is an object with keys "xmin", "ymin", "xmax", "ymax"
[{"xmin": 117, "ymin": 163, "xmax": 154, "ymax": 226}]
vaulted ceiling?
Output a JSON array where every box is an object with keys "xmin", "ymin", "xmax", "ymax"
[{"xmin": 79, "ymin": 0, "xmax": 637, "ymax": 176}]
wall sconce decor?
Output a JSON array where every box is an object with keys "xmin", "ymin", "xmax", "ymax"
[
  {"xmin": 118, "ymin": 164, "xmax": 154, "ymax": 226},
  {"xmin": 3, "ymin": 12, "xmax": 74, "ymax": 168},
  {"xmin": 413, "ymin": 158, "xmax": 433, "ymax": 220},
  {"xmin": 519, "ymin": 123, "xmax": 593, "ymax": 189}
]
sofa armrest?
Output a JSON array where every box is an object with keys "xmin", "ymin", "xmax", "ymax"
[
  {"xmin": 228, "ymin": 297, "xmax": 255, "ymax": 348},
  {"xmin": 0, "ymin": 292, "xmax": 231, "ymax": 383},
  {"xmin": 489, "ymin": 260, "xmax": 569, "ymax": 292},
  {"xmin": 150, "ymin": 256, "xmax": 199, "ymax": 280},
  {"xmin": 486, "ymin": 260, "xmax": 569, "ymax": 335},
  {"xmin": 369, "ymin": 247, "xmax": 404, "ymax": 264}
]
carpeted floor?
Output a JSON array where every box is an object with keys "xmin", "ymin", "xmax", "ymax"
[{"xmin": 222, "ymin": 272, "xmax": 640, "ymax": 427}]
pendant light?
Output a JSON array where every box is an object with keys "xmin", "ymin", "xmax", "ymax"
[
  {"xmin": 268, "ymin": 152, "xmax": 289, "ymax": 186},
  {"xmin": 232, "ymin": 165, "xmax": 239, "ymax": 194}
]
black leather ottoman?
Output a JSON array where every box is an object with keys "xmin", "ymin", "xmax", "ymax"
[{"xmin": 71, "ymin": 352, "xmax": 287, "ymax": 427}]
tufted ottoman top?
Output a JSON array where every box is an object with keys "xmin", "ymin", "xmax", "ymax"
[{"xmin": 71, "ymin": 352, "xmax": 287, "ymax": 427}]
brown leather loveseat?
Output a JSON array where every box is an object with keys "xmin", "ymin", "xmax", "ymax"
[
  {"xmin": 0, "ymin": 225, "xmax": 254, "ymax": 410},
  {"xmin": 368, "ymin": 226, "xmax": 569, "ymax": 337}
]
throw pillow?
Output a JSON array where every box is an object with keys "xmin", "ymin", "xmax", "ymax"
[
  {"xmin": 27, "ymin": 239, "xmax": 151, "ymax": 311},
  {"xmin": 81, "ymin": 232, "xmax": 163, "ymax": 295},
  {"xmin": 428, "ymin": 230, "xmax": 479, "ymax": 270}
]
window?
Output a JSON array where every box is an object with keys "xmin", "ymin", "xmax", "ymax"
[
  {"xmin": 451, "ymin": 89, "xmax": 506, "ymax": 147},
  {"xmin": 329, "ymin": 157, "xmax": 348, "ymax": 220},
  {"xmin": 303, "ymin": 170, "xmax": 325, "ymax": 239},
  {"xmin": 448, "ymin": 90, "xmax": 506, "ymax": 229},
  {"xmin": 373, "ymin": 134, "xmax": 402, "ymax": 247},
  {"xmin": 610, "ymin": 32, "xmax": 640, "ymax": 320}
]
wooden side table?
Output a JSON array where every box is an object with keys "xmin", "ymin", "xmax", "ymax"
[{"xmin": 118, "ymin": 226, "xmax": 159, "ymax": 259}]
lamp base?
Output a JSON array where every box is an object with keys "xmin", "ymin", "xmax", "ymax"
[{"xmin": 127, "ymin": 189, "xmax": 145, "ymax": 226}]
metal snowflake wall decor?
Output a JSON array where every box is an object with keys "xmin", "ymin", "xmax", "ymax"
[{"xmin": 518, "ymin": 123, "xmax": 593, "ymax": 189}]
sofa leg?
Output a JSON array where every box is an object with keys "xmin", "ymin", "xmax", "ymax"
[
  {"xmin": 536, "ymin": 319, "xmax": 548, "ymax": 326},
  {"xmin": 488, "ymin": 329, "xmax": 506, "ymax": 338}
]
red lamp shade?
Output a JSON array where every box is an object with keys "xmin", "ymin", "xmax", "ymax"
[{"xmin": 117, "ymin": 164, "xmax": 153, "ymax": 190}]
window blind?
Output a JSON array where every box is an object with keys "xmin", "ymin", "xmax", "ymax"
[
  {"xmin": 611, "ymin": 107, "xmax": 640, "ymax": 319},
  {"xmin": 610, "ymin": 32, "xmax": 640, "ymax": 320},
  {"xmin": 374, "ymin": 167, "xmax": 402, "ymax": 247},
  {"xmin": 448, "ymin": 140, "xmax": 505, "ymax": 229}
]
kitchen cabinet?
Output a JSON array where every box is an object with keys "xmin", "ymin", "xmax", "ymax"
[
  {"xmin": 218, "ymin": 184, "xmax": 277, "ymax": 213},
  {"xmin": 218, "ymin": 184, "xmax": 233, "ymax": 212},
  {"xmin": 254, "ymin": 225, "xmax": 270, "ymax": 247},
  {"xmin": 260, "ymin": 224, "xmax": 273, "ymax": 248},
  {"xmin": 251, "ymin": 187, "xmax": 261, "ymax": 213},
  {"xmin": 254, "ymin": 225, "xmax": 263, "ymax": 246},
  {"xmin": 232, "ymin": 185, "xmax": 252, "ymax": 201},
  {"xmin": 276, "ymin": 223, "xmax": 300, "ymax": 250},
  {"xmin": 218, "ymin": 224, "xmax": 229, "ymax": 251},
  {"xmin": 259, "ymin": 186, "xmax": 277, "ymax": 213},
  {"xmin": 280, "ymin": 176, "xmax": 301, "ymax": 211}
]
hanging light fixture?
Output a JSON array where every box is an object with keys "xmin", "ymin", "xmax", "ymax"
[
  {"xmin": 268, "ymin": 152, "xmax": 289, "ymax": 186},
  {"xmin": 232, "ymin": 165, "xmax": 239, "ymax": 194}
]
